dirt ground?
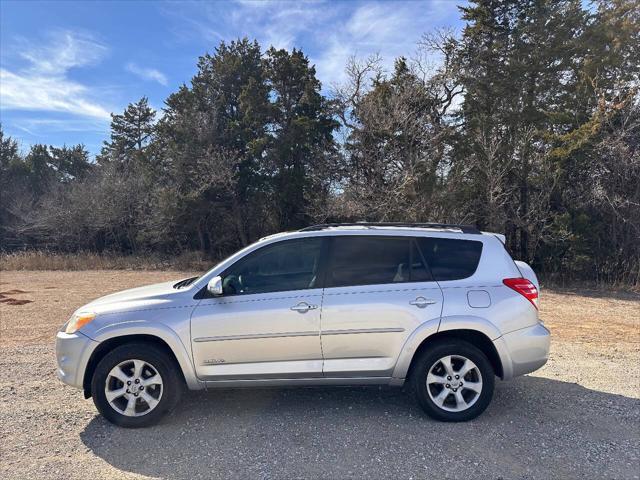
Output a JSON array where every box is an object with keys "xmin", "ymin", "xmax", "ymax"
[{"xmin": 1, "ymin": 270, "xmax": 639, "ymax": 479}]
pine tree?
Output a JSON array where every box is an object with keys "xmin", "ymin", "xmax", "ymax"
[
  {"xmin": 157, "ymin": 38, "xmax": 271, "ymax": 251},
  {"xmin": 455, "ymin": 0, "xmax": 589, "ymax": 261},
  {"xmin": 99, "ymin": 96, "xmax": 156, "ymax": 167},
  {"xmin": 49, "ymin": 144, "xmax": 92, "ymax": 182},
  {"xmin": 263, "ymin": 47, "xmax": 338, "ymax": 230}
]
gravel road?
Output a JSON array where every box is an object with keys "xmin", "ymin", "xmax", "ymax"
[{"xmin": 1, "ymin": 271, "xmax": 639, "ymax": 479}]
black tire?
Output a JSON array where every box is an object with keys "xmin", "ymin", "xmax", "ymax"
[
  {"xmin": 91, "ymin": 343, "xmax": 183, "ymax": 428},
  {"xmin": 411, "ymin": 340, "xmax": 495, "ymax": 422}
]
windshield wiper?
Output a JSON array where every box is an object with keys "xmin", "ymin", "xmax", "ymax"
[{"xmin": 173, "ymin": 276, "xmax": 198, "ymax": 289}]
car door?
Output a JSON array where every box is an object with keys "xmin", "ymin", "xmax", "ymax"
[
  {"xmin": 191, "ymin": 237, "xmax": 326, "ymax": 381},
  {"xmin": 320, "ymin": 235, "xmax": 443, "ymax": 378}
]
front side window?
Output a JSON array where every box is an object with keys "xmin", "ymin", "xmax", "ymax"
[
  {"xmin": 222, "ymin": 238, "xmax": 323, "ymax": 295},
  {"xmin": 417, "ymin": 237, "xmax": 483, "ymax": 281},
  {"xmin": 327, "ymin": 236, "xmax": 431, "ymax": 288}
]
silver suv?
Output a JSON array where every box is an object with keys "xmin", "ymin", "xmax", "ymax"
[{"xmin": 56, "ymin": 223, "xmax": 550, "ymax": 427}]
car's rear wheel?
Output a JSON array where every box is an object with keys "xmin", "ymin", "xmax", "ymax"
[
  {"xmin": 411, "ymin": 340, "xmax": 495, "ymax": 421},
  {"xmin": 91, "ymin": 343, "xmax": 182, "ymax": 428}
]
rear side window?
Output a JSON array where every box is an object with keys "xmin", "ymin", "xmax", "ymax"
[
  {"xmin": 327, "ymin": 236, "xmax": 433, "ymax": 288},
  {"xmin": 417, "ymin": 238, "xmax": 483, "ymax": 281}
]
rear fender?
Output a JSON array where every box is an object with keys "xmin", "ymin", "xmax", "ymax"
[
  {"xmin": 391, "ymin": 318, "xmax": 440, "ymax": 380},
  {"xmin": 391, "ymin": 315, "xmax": 504, "ymax": 380},
  {"xmin": 438, "ymin": 314, "xmax": 502, "ymax": 340}
]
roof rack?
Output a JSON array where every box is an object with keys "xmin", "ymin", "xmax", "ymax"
[{"xmin": 299, "ymin": 222, "xmax": 481, "ymax": 234}]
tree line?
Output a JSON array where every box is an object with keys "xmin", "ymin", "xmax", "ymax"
[{"xmin": 1, "ymin": 0, "xmax": 638, "ymax": 285}]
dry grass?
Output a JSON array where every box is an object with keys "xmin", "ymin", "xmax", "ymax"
[{"xmin": 0, "ymin": 250, "xmax": 212, "ymax": 271}]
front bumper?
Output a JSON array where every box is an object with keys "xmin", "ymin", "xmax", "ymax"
[
  {"xmin": 55, "ymin": 331, "xmax": 99, "ymax": 389},
  {"xmin": 494, "ymin": 322, "xmax": 550, "ymax": 380}
]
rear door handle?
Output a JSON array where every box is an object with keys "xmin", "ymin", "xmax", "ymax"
[
  {"xmin": 290, "ymin": 302, "xmax": 317, "ymax": 313},
  {"xmin": 409, "ymin": 297, "xmax": 437, "ymax": 308}
]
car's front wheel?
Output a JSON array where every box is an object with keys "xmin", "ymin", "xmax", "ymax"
[
  {"xmin": 91, "ymin": 343, "xmax": 183, "ymax": 428},
  {"xmin": 412, "ymin": 340, "xmax": 495, "ymax": 421}
]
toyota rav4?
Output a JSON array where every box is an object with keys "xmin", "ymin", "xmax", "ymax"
[{"xmin": 56, "ymin": 223, "xmax": 550, "ymax": 427}]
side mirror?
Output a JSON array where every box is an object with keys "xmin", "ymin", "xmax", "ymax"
[{"xmin": 207, "ymin": 276, "xmax": 223, "ymax": 296}]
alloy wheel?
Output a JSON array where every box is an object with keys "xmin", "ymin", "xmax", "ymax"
[
  {"xmin": 104, "ymin": 359, "xmax": 163, "ymax": 417},
  {"xmin": 426, "ymin": 355, "xmax": 483, "ymax": 412}
]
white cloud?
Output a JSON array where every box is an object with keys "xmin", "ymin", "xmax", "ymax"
[
  {"xmin": 126, "ymin": 62, "xmax": 168, "ymax": 86},
  {"xmin": 0, "ymin": 30, "xmax": 112, "ymax": 119},
  {"xmin": 244, "ymin": 3, "xmax": 328, "ymax": 51},
  {"xmin": 312, "ymin": 1, "xmax": 455, "ymax": 87},
  {"xmin": 11, "ymin": 117, "xmax": 108, "ymax": 133},
  {"xmin": 19, "ymin": 30, "xmax": 107, "ymax": 73},
  {"xmin": 166, "ymin": 0, "xmax": 460, "ymax": 91},
  {"xmin": 166, "ymin": 0, "xmax": 335, "ymax": 51}
]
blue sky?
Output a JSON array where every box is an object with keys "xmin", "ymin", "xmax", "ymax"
[{"xmin": 1, "ymin": 0, "xmax": 466, "ymax": 156}]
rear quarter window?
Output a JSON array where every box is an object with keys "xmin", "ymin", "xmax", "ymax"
[{"xmin": 417, "ymin": 237, "xmax": 483, "ymax": 281}]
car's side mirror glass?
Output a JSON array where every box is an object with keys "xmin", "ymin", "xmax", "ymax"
[{"xmin": 207, "ymin": 276, "xmax": 223, "ymax": 296}]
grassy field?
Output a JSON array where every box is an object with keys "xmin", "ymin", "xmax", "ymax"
[
  {"xmin": 0, "ymin": 251, "xmax": 212, "ymax": 271},
  {"xmin": 1, "ymin": 270, "xmax": 639, "ymax": 479}
]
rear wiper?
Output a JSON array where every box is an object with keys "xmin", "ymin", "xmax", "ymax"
[{"xmin": 173, "ymin": 276, "xmax": 198, "ymax": 289}]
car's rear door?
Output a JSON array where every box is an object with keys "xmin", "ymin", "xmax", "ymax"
[
  {"xmin": 319, "ymin": 235, "xmax": 443, "ymax": 378},
  {"xmin": 191, "ymin": 237, "xmax": 327, "ymax": 381}
]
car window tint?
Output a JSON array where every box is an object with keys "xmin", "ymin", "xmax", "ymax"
[
  {"xmin": 417, "ymin": 237, "xmax": 483, "ymax": 281},
  {"xmin": 327, "ymin": 237, "xmax": 411, "ymax": 287},
  {"xmin": 222, "ymin": 238, "xmax": 323, "ymax": 295},
  {"xmin": 411, "ymin": 240, "xmax": 433, "ymax": 281}
]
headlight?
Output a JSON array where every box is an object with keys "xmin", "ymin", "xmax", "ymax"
[{"xmin": 65, "ymin": 312, "xmax": 96, "ymax": 334}]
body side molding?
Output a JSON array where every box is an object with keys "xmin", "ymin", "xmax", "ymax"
[
  {"xmin": 193, "ymin": 331, "xmax": 319, "ymax": 342},
  {"xmin": 321, "ymin": 327, "xmax": 405, "ymax": 336}
]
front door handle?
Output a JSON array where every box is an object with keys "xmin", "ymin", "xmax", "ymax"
[
  {"xmin": 409, "ymin": 297, "xmax": 437, "ymax": 308},
  {"xmin": 290, "ymin": 302, "xmax": 318, "ymax": 313}
]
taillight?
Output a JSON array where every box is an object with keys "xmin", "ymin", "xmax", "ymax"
[{"xmin": 503, "ymin": 277, "xmax": 538, "ymax": 309}]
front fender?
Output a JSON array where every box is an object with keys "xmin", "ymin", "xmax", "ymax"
[
  {"xmin": 87, "ymin": 320, "xmax": 202, "ymax": 390},
  {"xmin": 391, "ymin": 315, "xmax": 505, "ymax": 381}
]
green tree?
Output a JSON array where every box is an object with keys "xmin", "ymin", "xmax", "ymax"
[
  {"xmin": 0, "ymin": 128, "xmax": 28, "ymax": 247},
  {"xmin": 156, "ymin": 38, "xmax": 270, "ymax": 252},
  {"xmin": 99, "ymin": 96, "xmax": 156, "ymax": 168},
  {"xmin": 455, "ymin": 0, "xmax": 589, "ymax": 261},
  {"xmin": 264, "ymin": 47, "xmax": 338, "ymax": 230},
  {"xmin": 49, "ymin": 144, "xmax": 92, "ymax": 182},
  {"xmin": 24, "ymin": 144, "xmax": 56, "ymax": 196}
]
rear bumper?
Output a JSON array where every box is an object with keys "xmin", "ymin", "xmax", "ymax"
[
  {"xmin": 494, "ymin": 322, "xmax": 550, "ymax": 380},
  {"xmin": 55, "ymin": 331, "xmax": 98, "ymax": 389}
]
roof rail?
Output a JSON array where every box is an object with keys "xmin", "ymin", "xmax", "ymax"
[{"xmin": 299, "ymin": 222, "xmax": 481, "ymax": 234}]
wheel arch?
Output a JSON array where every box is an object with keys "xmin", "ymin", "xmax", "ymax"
[
  {"xmin": 82, "ymin": 332, "xmax": 199, "ymax": 398},
  {"xmin": 392, "ymin": 317, "xmax": 506, "ymax": 382},
  {"xmin": 404, "ymin": 329, "xmax": 504, "ymax": 382}
]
